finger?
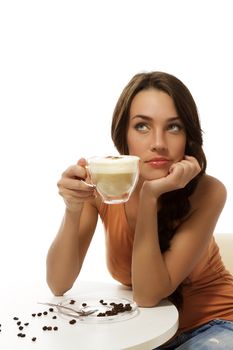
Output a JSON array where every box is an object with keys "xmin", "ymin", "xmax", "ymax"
[
  {"xmin": 59, "ymin": 188, "xmax": 96, "ymax": 200},
  {"xmin": 182, "ymin": 156, "xmax": 201, "ymax": 173},
  {"xmin": 184, "ymin": 155, "xmax": 196, "ymax": 161},
  {"xmin": 58, "ymin": 178, "xmax": 95, "ymax": 192},
  {"xmin": 62, "ymin": 164, "xmax": 87, "ymax": 180},
  {"xmin": 77, "ymin": 157, "xmax": 88, "ymax": 167},
  {"xmin": 169, "ymin": 162, "xmax": 185, "ymax": 174},
  {"xmin": 184, "ymin": 155, "xmax": 200, "ymax": 166},
  {"xmin": 179, "ymin": 159, "xmax": 194, "ymax": 168}
]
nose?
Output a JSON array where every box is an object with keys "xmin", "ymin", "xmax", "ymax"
[{"xmin": 150, "ymin": 130, "xmax": 167, "ymax": 152}]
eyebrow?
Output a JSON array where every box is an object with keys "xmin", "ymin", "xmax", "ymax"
[{"xmin": 131, "ymin": 115, "xmax": 180, "ymax": 122}]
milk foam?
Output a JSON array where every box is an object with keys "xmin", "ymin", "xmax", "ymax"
[{"xmin": 88, "ymin": 156, "xmax": 139, "ymax": 174}]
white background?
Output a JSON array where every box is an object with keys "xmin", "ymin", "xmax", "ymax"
[{"xmin": 1, "ymin": 0, "xmax": 233, "ymax": 290}]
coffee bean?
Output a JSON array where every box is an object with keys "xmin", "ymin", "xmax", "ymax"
[
  {"xmin": 17, "ymin": 333, "xmax": 26, "ymax": 337},
  {"xmin": 69, "ymin": 319, "xmax": 76, "ymax": 325}
]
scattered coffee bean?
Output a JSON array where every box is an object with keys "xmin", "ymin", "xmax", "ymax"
[
  {"xmin": 17, "ymin": 333, "xmax": 26, "ymax": 337},
  {"xmin": 69, "ymin": 319, "xmax": 76, "ymax": 325},
  {"xmin": 42, "ymin": 325, "xmax": 57, "ymax": 331},
  {"xmin": 9, "ymin": 297, "xmax": 134, "ymax": 342}
]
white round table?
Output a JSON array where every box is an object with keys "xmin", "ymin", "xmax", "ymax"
[{"xmin": 0, "ymin": 280, "xmax": 178, "ymax": 349}]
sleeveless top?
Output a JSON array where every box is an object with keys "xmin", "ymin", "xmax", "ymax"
[{"xmin": 98, "ymin": 202, "xmax": 233, "ymax": 334}]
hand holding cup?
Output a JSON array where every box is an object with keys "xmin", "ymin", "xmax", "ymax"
[{"xmin": 57, "ymin": 158, "xmax": 96, "ymax": 212}]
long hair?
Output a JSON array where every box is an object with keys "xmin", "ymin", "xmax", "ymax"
[{"xmin": 111, "ymin": 71, "xmax": 207, "ymax": 308}]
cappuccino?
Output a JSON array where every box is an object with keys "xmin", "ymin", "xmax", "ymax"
[{"xmin": 87, "ymin": 156, "xmax": 139, "ymax": 204}]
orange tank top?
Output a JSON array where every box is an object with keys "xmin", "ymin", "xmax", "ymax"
[{"xmin": 99, "ymin": 202, "xmax": 233, "ymax": 333}]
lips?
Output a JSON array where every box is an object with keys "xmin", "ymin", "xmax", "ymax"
[{"xmin": 145, "ymin": 157, "xmax": 170, "ymax": 167}]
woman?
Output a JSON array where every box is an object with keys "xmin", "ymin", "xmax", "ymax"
[{"xmin": 46, "ymin": 72, "xmax": 233, "ymax": 349}]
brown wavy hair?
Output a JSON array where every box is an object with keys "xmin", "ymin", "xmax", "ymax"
[{"xmin": 111, "ymin": 71, "xmax": 207, "ymax": 308}]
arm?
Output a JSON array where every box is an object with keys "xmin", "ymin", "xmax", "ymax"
[
  {"xmin": 132, "ymin": 157, "xmax": 227, "ymax": 306},
  {"xmin": 46, "ymin": 158, "xmax": 98, "ymax": 296}
]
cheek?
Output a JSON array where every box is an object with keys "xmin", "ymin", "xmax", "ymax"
[
  {"xmin": 172, "ymin": 138, "xmax": 186, "ymax": 159},
  {"xmin": 127, "ymin": 134, "xmax": 147, "ymax": 155},
  {"xmin": 127, "ymin": 132, "xmax": 138, "ymax": 153}
]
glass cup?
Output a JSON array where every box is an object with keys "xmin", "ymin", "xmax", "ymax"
[{"xmin": 87, "ymin": 155, "xmax": 140, "ymax": 204}]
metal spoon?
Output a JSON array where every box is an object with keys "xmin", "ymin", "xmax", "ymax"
[{"xmin": 38, "ymin": 302, "xmax": 98, "ymax": 316}]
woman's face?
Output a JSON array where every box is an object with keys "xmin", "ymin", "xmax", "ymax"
[{"xmin": 127, "ymin": 88, "xmax": 186, "ymax": 181}]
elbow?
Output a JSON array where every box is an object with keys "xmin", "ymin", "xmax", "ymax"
[
  {"xmin": 46, "ymin": 280, "xmax": 63, "ymax": 296},
  {"xmin": 46, "ymin": 276, "xmax": 73, "ymax": 297},
  {"xmin": 49, "ymin": 286, "xmax": 65, "ymax": 297},
  {"xmin": 133, "ymin": 286, "xmax": 173, "ymax": 307},
  {"xmin": 47, "ymin": 283, "xmax": 70, "ymax": 297},
  {"xmin": 133, "ymin": 292, "xmax": 162, "ymax": 308},
  {"xmin": 134, "ymin": 298, "xmax": 161, "ymax": 308}
]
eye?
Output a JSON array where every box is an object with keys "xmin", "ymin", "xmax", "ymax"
[
  {"xmin": 167, "ymin": 122, "xmax": 183, "ymax": 133},
  {"xmin": 134, "ymin": 122, "xmax": 149, "ymax": 132}
]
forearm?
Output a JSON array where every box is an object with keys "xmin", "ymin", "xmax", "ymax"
[
  {"xmin": 46, "ymin": 207, "xmax": 84, "ymax": 295},
  {"xmin": 132, "ymin": 194, "xmax": 172, "ymax": 306}
]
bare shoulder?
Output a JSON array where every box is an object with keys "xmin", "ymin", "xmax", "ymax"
[{"xmin": 190, "ymin": 174, "xmax": 227, "ymax": 210}]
